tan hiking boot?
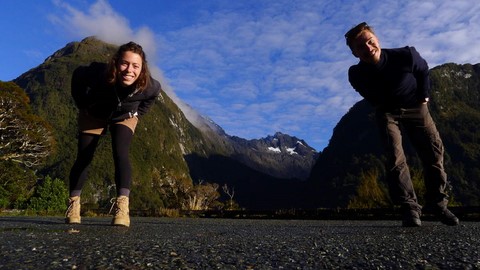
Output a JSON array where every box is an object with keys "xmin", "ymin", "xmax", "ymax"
[
  {"xmin": 110, "ymin": 196, "xmax": 130, "ymax": 227},
  {"xmin": 65, "ymin": 196, "xmax": 81, "ymax": 224}
]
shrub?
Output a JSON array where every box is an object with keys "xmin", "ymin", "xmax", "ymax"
[
  {"xmin": 27, "ymin": 176, "xmax": 68, "ymax": 214},
  {"xmin": 348, "ymin": 169, "xmax": 390, "ymax": 209}
]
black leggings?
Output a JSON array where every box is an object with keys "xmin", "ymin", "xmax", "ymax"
[{"xmin": 69, "ymin": 124, "xmax": 134, "ymax": 197}]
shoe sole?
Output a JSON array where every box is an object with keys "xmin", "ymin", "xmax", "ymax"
[
  {"xmin": 65, "ymin": 218, "xmax": 81, "ymax": 224},
  {"xmin": 402, "ymin": 222, "xmax": 422, "ymax": 227},
  {"xmin": 112, "ymin": 219, "xmax": 130, "ymax": 227},
  {"xmin": 440, "ymin": 218, "xmax": 459, "ymax": 226}
]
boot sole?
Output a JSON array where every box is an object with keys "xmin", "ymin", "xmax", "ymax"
[
  {"xmin": 112, "ymin": 219, "xmax": 130, "ymax": 227},
  {"xmin": 65, "ymin": 218, "xmax": 81, "ymax": 224}
]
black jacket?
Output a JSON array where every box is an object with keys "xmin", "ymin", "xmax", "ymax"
[
  {"xmin": 71, "ymin": 62, "xmax": 161, "ymax": 121},
  {"xmin": 348, "ymin": 46, "xmax": 430, "ymax": 110}
]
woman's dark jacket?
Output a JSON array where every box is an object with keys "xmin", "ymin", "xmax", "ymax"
[
  {"xmin": 71, "ymin": 62, "xmax": 161, "ymax": 121},
  {"xmin": 348, "ymin": 46, "xmax": 429, "ymax": 111}
]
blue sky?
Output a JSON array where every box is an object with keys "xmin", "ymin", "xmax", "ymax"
[{"xmin": 1, "ymin": 0, "xmax": 479, "ymax": 151}]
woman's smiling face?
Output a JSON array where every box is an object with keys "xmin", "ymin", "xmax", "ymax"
[{"xmin": 117, "ymin": 51, "xmax": 143, "ymax": 87}]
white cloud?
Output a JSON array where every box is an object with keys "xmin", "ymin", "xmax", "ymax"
[
  {"xmin": 50, "ymin": 0, "xmax": 157, "ymax": 54},
  {"xmin": 51, "ymin": 0, "xmax": 131, "ymax": 44},
  {"xmin": 371, "ymin": 0, "xmax": 480, "ymax": 67}
]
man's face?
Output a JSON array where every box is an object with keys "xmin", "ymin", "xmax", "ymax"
[{"xmin": 351, "ymin": 30, "xmax": 381, "ymax": 64}]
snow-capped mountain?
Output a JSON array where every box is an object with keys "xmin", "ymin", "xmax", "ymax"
[{"xmin": 228, "ymin": 132, "xmax": 318, "ymax": 180}]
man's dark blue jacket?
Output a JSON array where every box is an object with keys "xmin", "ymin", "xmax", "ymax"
[{"xmin": 348, "ymin": 46, "xmax": 430, "ymax": 110}]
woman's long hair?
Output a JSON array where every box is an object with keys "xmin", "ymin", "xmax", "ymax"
[{"xmin": 106, "ymin": 41, "xmax": 151, "ymax": 91}]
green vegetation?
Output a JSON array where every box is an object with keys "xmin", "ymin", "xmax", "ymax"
[
  {"xmin": 0, "ymin": 161, "xmax": 37, "ymax": 209},
  {"xmin": 348, "ymin": 168, "xmax": 389, "ymax": 209},
  {"xmin": 27, "ymin": 176, "xmax": 68, "ymax": 214},
  {"xmin": 0, "ymin": 81, "xmax": 54, "ymax": 168},
  {"xmin": 0, "ymin": 81, "xmax": 54, "ymax": 210}
]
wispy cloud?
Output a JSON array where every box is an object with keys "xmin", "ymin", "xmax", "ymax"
[
  {"xmin": 157, "ymin": 1, "xmax": 358, "ymax": 149},
  {"xmin": 50, "ymin": 0, "xmax": 156, "ymax": 53},
  {"xmin": 365, "ymin": 0, "xmax": 480, "ymax": 67}
]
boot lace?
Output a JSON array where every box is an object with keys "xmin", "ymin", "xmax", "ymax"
[
  {"xmin": 65, "ymin": 198, "xmax": 80, "ymax": 217},
  {"xmin": 109, "ymin": 197, "xmax": 128, "ymax": 216}
]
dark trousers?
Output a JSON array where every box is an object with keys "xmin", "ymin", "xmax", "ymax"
[
  {"xmin": 69, "ymin": 124, "xmax": 134, "ymax": 197},
  {"xmin": 375, "ymin": 103, "xmax": 448, "ymax": 212}
]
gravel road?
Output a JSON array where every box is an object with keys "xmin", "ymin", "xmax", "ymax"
[{"xmin": 0, "ymin": 216, "xmax": 479, "ymax": 269}]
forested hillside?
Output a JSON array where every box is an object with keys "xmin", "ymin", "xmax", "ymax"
[
  {"xmin": 0, "ymin": 82, "xmax": 54, "ymax": 208},
  {"xmin": 308, "ymin": 63, "xmax": 480, "ymax": 208}
]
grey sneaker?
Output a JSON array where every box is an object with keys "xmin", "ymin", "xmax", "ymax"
[
  {"xmin": 65, "ymin": 196, "xmax": 81, "ymax": 224},
  {"xmin": 109, "ymin": 196, "xmax": 130, "ymax": 227},
  {"xmin": 402, "ymin": 209, "xmax": 421, "ymax": 227}
]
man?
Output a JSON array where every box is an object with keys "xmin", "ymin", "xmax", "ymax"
[{"xmin": 345, "ymin": 22, "xmax": 459, "ymax": 227}]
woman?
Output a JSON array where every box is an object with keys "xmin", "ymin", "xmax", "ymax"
[{"xmin": 66, "ymin": 41, "xmax": 161, "ymax": 227}]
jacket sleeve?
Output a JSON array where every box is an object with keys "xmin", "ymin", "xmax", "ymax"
[
  {"xmin": 71, "ymin": 66, "xmax": 89, "ymax": 109},
  {"xmin": 137, "ymin": 78, "xmax": 162, "ymax": 117},
  {"xmin": 410, "ymin": 46, "xmax": 430, "ymax": 101},
  {"xmin": 348, "ymin": 65, "xmax": 380, "ymax": 107}
]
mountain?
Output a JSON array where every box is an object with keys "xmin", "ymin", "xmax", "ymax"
[
  {"xmin": 179, "ymin": 107, "xmax": 318, "ymax": 181},
  {"xmin": 308, "ymin": 63, "xmax": 480, "ymax": 208},
  {"xmin": 184, "ymin": 131, "xmax": 317, "ymax": 209},
  {"xmin": 229, "ymin": 132, "xmax": 318, "ymax": 180},
  {"xmin": 11, "ymin": 37, "xmax": 317, "ymax": 210}
]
